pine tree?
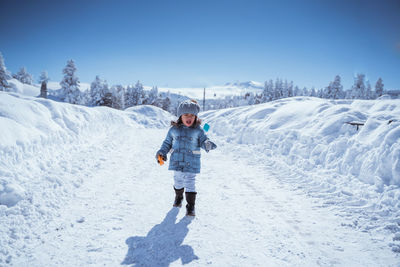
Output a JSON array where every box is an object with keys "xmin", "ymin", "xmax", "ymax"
[
  {"xmin": 317, "ymin": 88, "xmax": 324, "ymax": 98},
  {"xmin": 13, "ymin": 67, "xmax": 34, "ymax": 85},
  {"xmin": 0, "ymin": 52, "xmax": 11, "ymax": 91},
  {"xmin": 309, "ymin": 87, "xmax": 317, "ymax": 97},
  {"xmin": 274, "ymin": 78, "xmax": 282, "ymax": 100},
  {"xmin": 60, "ymin": 60, "xmax": 81, "ymax": 104},
  {"xmin": 125, "ymin": 85, "xmax": 134, "ymax": 108},
  {"xmin": 293, "ymin": 86, "xmax": 300, "ymax": 96},
  {"xmin": 161, "ymin": 96, "xmax": 171, "ymax": 111},
  {"xmin": 375, "ymin": 78, "xmax": 384, "ymax": 98},
  {"xmin": 365, "ymin": 81, "xmax": 372, "ymax": 100},
  {"xmin": 39, "ymin": 71, "xmax": 49, "ymax": 98},
  {"xmin": 90, "ymin": 76, "xmax": 110, "ymax": 106},
  {"xmin": 302, "ymin": 87, "xmax": 309, "ymax": 96},
  {"xmin": 262, "ymin": 80, "xmax": 274, "ymax": 102},
  {"xmin": 325, "ymin": 75, "xmax": 343, "ymax": 99},
  {"xmin": 287, "ymin": 81, "xmax": 293, "ymax": 97},
  {"xmin": 126, "ymin": 80, "xmax": 145, "ymax": 107},
  {"xmin": 111, "ymin": 84, "xmax": 125, "ymax": 110},
  {"xmin": 282, "ymin": 80, "xmax": 289, "ymax": 98},
  {"xmin": 103, "ymin": 91, "xmax": 113, "ymax": 107},
  {"xmin": 147, "ymin": 86, "xmax": 159, "ymax": 105},
  {"xmin": 349, "ymin": 74, "xmax": 366, "ymax": 99}
]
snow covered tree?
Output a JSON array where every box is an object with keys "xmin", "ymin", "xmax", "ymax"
[
  {"xmin": 349, "ymin": 73, "xmax": 366, "ymax": 99},
  {"xmin": 274, "ymin": 78, "xmax": 283, "ymax": 100},
  {"xmin": 293, "ymin": 86, "xmax": 301, "ymax": 97},
  {"xmin": 287, "ymin": 81, "xmax": 294, "ymax": 97},
  {"xmin": 81, "ymin": 89, "xmax": 91, "ymax": 106},
  {"xmin": 103, "ymin": 91, "xmax": 113, "ymax": 107},
  {"xmin": 245, "ymin": 92, "xmax": 256, "ymax": 105},
  {"xmin": 375, "ymin": 78, "xmax": 384, "ymax": 98},
  {"xmin": 60, "ymin": 60, "xmax": 81, "ymax": 104},
  {"xmin": 111, "ymin": 85, "xmax": 125, "ymax": 110},
  {"xmin": 325, "ymin": 75, "xmax": 344, "ymax": 99},
  {"xmin": 90, "ymin": 76, "xmax": 110, "ymax": 106},
  {"xmin": 161, "ymin": 96, "xmax": 171, "ymax": 111},
  {"xmin": 126, "ymin": 80, "xmax": 145, "ymax": 107},
  {"xmin": 147, "ymin": 86, "xmax": 159, "ymax": 105},
  {"xmin": 365, "ymin": 81, "xmax": 372, "ymax": 100},
  {"xmin": 13, "ymin": 67, "xmax": 34, "ymax": 85},
  {"xmin": 317, "ymin": 88, "xmax": 324, "ymax": 98},
  {"xmin": 302, "ymin": 87, "xmax": 309, "ymax": 96},
  {"xmin": 262, "ymin": 80, "xmax": 274, "ymax": 102},
  {"xmin": 38, "ymin": 71, "xmax": 49, "ymax": 98},
  {"xmin": 0, "ymin": 52, "xmax": 11, "ymax": 91},
  {"xmin": 39, "ymin": 71, "xmax": 50, "ymax": 84},
  {"xmin": 282, "ymin": 80, "xmax": 289, "ymax": 98},
  {"xmin": 309, "ymin": 87, "xmax": 317, "ymax": 97}
]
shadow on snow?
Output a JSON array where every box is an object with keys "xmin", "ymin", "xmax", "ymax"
[{"xmin": 121, "ymin": 208, "xmax": 199, "ymax": 266}]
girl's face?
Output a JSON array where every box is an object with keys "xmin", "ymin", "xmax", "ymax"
[{"xmin": 181, "ymin": 113, "xmax": 196, "ymax": 127}]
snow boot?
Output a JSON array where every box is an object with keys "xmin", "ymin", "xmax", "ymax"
[
  {"xmin": 185, "ymin": 192, "xmax": 197, "ymax": 216},
  {"xmin": 173, "ymin": 187, "xmax": 184, "ymax": 207}
]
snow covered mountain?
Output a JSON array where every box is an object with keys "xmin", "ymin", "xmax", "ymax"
[
  {"xmin": 1, "ymin": 91, "xmax": 400, "ymax": 266},
  {"xmin": 223, "ymin": 80, "xmax": 264, "ymax": 89}
]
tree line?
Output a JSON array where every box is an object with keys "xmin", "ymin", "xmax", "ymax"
[{"xmin": 0, "ymin": 52, "xmax": 392, "ymax": 113}]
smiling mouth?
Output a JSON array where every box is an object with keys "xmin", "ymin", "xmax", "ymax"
[{"xmin": 186, "ymin": 120, "xmax": 192, "ymax": 125}]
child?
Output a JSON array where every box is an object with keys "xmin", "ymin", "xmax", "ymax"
[{"xmin": 156, "ymin": 99, "xmax": 217, "ymax": 216}]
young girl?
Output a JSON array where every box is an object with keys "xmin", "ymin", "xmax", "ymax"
[{"xmin": 156, "ymin": 99, "xmax": 216, "ymax": 216}]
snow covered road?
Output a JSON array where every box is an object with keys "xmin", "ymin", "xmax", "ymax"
[
  {"xmin": 2, "ymin": 93, "xmax": 400, "ymax": 266},
  {"xmin": 11, "ymin": 127, "xmax": 398, "ymax": 266}
]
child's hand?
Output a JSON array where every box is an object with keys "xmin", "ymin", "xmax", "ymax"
[
  {"xmin": 156, "ymin": 152, "xmax": 167, "ymax": 164},
  {"xmin": 205, "ymin": 140, "xmax": 217, "ymax": 152}
]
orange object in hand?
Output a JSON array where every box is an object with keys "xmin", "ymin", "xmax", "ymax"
[{"xmin": 158, "ymin": 154, "xmax": 164, "ymax": 166}]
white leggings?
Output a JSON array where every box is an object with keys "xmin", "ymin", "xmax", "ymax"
[{"xmin": 174, "ymin": 171, "xmax": 197, "ymax": 192}]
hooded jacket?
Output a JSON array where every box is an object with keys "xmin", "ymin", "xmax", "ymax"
[{"xmin": 157, "ymin": 124, "xmax": 209, "ymax": 173}]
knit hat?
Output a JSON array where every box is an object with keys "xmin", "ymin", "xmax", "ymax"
[{"xmin": 177, "ymin": 100, "xmax": 200, "ymax": 118}]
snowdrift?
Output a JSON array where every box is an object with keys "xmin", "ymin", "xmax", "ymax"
[
  {"xmin": 0, "ymin": 92, "xmax": 136, "ymax": 207},
  {"xmin": 7, "ymin": 79, "xmax": 40, "ymax": 97},
  {"xmin": 0, "ymin": 94, "xmax": 175, "ymax": 209},
  {"xmin": 125, "ymin": 105, "xmax": 174, "ymax": 128},
  {"xmin": 202, "ymin": 97, "xmax": 400, "ymax": 186}
]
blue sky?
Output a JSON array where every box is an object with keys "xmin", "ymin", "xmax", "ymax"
[{"xmin": 1, "ymin": 0, "xmax": 399, "ymax": 90}]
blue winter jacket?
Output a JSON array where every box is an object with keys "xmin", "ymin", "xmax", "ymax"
[{"xmin": 157, "ymin": 125, "xmax": 209, "ymax": 173}]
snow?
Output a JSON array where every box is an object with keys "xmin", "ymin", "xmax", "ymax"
[
  {"xmin": 125, "ymin": 105, "xmax": 175, "ymax": 128},
  {"xmin": 1, "ymin": 91, "xmax": 400, "ymax": 266},
  {"xmin": 7, "ymin": 79, "xmax": 40, "ymax": 97}
]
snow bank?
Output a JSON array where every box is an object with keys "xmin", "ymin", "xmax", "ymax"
[
  {"xmin": 202, "ymin": 97, "xmax": 400, "ymax": 186},
  {"xmin": 0, "ymin": 92, "xmax": 139, "ymax": 263},
  {"xmin": 0, "ymin": 92, "xmax": 143, "ymax": 207},
  {"xmin": 7, "ymin": 79, "xmax": 40, "ymax": 97},
  {"xmin": 125, "ymin": 105, "xmax": 175, "ymax": 128}
]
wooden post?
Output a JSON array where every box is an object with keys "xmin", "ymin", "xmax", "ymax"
[
  {"xmin": 345, "ymin": 121, "xmax": 364, "ymax": 131},
  {"xmin": 40, "ymin": 82, "xmax": 47, "ymax": 98}
]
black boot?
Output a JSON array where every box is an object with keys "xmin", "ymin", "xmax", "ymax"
[
  {"xmin": 173, "ymin": 187, "xmax": 184, "ymax": 207},
  {"xmin": 185, "ymin": 192, "xmax": 197, "ymax": 216}
]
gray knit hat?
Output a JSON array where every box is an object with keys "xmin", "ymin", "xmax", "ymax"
[{"xmin": 177, "ymin": 100, "xmax": 200, "ymax": 118}]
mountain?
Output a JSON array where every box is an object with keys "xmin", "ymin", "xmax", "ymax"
[{"xmin": 223, "ymin": 80, "xmax": 264, "ymax": 89}]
